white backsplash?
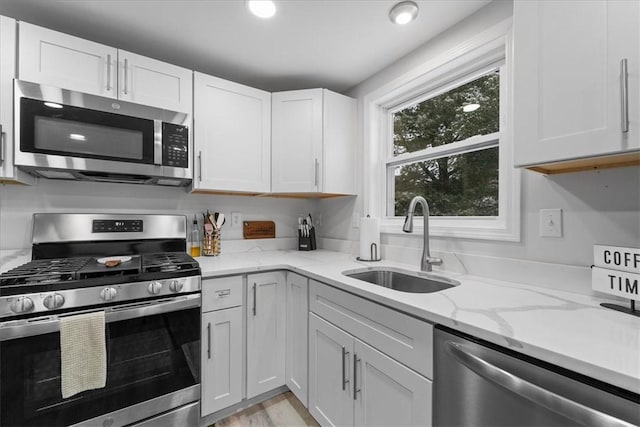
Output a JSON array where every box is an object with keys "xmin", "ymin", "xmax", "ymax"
[{"xmin": 0, "ymin": 178, "xmax": 318, "ymax": 250}]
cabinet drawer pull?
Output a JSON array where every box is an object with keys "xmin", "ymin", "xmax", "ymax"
[
  {"xmin": 106, "ymin": 54, "xmax": 112, "ymax": 91},
  {"xmin": 252, "ymin": 283, "xmax": 257, "ymax": 316},
  {"xmin": 620, "ymin": 58, "xmax": 629, "ymax": 133},
  {"xmin": 342, "ymin": 346, "xmax": 350, "ymax": 391},
  {"xmin": 353, "ymin": 353, "xmax": 361, "ymax": 400},
  {"xmin": 216, "ymin": 289, "xmax": 230, "ymax": 298},
  {"xmin": 207, "ymin": 322, "xmax": 211, "ymax": 359}
]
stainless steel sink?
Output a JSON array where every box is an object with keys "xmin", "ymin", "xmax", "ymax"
[{"xmin": 343, "ymin": 267, "xmax": 459, "ymax": 293}]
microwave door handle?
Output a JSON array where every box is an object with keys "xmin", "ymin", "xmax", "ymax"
[
  {"xmin": 154, "ymin": 120, "xmax": 163, "ymax": 165},
  {"xmin": 445, "ymin": 342, "xmax": 636, "ymax": 427}
]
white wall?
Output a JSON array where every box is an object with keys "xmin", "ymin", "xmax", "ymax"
[
  {"xmin": 317, "ymin": 0, "xmax": 640, "ymax": 269},
  {"xmin": 0, "ymin": 179, "xmax": 316, "ymax": 250}
]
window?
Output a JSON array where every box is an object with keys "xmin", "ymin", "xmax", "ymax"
[
  {"xmin": 363, "ymin": 23, "xmax": 520, "ymax": 241},
  {"xmin": 388, "ymin": 69, "xmax": 501, "ymax": 217}
]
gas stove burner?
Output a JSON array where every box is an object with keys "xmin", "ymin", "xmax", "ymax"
[
  {"xmin": 143, "ymin": 252, "xmax": 199, "ymax": 273},
  {"xmin": 0, "ymin": 257, "xmax": 92, "ymax": 287}
]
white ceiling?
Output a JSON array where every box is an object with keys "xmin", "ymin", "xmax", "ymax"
[{"xmin": 0, "ymin": 0, "xmax": 491, "ymax": 93}]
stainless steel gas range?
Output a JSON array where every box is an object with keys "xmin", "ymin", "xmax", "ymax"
[{"xmin": 0, "ymin": 214, "xmax": 202, "ymax": 427}]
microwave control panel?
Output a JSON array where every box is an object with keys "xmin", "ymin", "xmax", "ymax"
[{"xmin": 162, "ymin": 123, "xmax": 189, "ymax": 168}]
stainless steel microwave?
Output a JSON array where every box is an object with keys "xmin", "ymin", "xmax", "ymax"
[{"xmin": 14, "ymin": 80, "xmax": 192, "ymax": 186}]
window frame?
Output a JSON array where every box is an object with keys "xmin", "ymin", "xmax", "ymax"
[{"xmin": 362, "ymin": 20, "xmax": 520, "ymax": 241}]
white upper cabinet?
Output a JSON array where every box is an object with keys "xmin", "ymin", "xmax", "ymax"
[
  {"xmin": 18, "ymin": 22, "xmax": 192, "ymax": 112},
  {"xmin": 513, "ymin": 0, "xmax": 640, "ymax": 172},
  {"xmin": 193, "ymin": 73, "xmax": 271, "ymax": 193},
  {"xmin": 271, "ymin": 89, "xmax": 356, "ymax": 195},
  {"xmin": 118, "ymin": 50, "xmax": 192, "ymax": 113},
  {"xmin": 0, "ymin": 16, "xmax": 33, "ymax": 184},
  {"xmin": 19, "ymin": 21, "xmax": 117, "ymax": 99}
]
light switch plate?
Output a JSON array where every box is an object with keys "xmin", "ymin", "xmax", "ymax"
[
  {"xmin": 231, "ymin": 212, "xmax": 242, "ymax": 229},
  {"xmin": 539, "ymin": 209, "xmax": 562, "ymax": 237}
]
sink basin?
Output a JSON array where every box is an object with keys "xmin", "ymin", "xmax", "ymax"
[{"xmin": 343, "ymin": 267, "xmax": 459, "ymax": 293}]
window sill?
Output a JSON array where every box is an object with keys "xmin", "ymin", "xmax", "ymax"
[{"xmin": 381, "ymin": 218, "xmax": 520, "ymax": 242}]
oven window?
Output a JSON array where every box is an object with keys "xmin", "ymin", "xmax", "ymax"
[{"xmin": 0, "ymin": 307, "xmax": 200, "ymax": 427}]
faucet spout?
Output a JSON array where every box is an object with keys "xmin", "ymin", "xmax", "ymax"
[{"xmin": 402, "ymin": 196, "xmax": 442, "ymax": 272}]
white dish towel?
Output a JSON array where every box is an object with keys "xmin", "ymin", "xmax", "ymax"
[{"xmin": 60, "ymin": 310, "xmax": 107, "ymax": 399}]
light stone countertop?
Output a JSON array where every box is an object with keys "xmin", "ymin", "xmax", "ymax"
[{"xmin": 2, "ymin": 248, "xmax": 639, "ymax": 395}]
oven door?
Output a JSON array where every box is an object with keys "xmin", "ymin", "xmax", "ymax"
[{"xmin": 0, "ymin": 294, "xmax": 200, "ymax": 427}]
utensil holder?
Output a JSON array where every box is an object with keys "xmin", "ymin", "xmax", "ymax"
[{"xmin": 203, "ymin": 229, "xmax": 221, "ymax": 256}]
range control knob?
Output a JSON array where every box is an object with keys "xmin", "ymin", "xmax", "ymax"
[
  {"xmin": 10, "ymin": 296, "xmax": 34, "ymax": 314},
  {"xmin": 100, "ymin": 287, "xmax": 118, "ymax": 301},
  {"xmin": 148, "ymin": 281, "xmax": 163, "ymax": 295},
  {"xmin": 43, "ymin": 293, "xmax": 65, "ymax": 310},
  {"xmin": 169, "ymin": 280, "xmax": 184, "ymax": 293}
]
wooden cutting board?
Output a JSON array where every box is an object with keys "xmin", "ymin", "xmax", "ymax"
[{"xmin": 243, "ymin": 221, "xmax": 276, "ymax": 239}]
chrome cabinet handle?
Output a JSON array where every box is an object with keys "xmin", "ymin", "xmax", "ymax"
[
  {"xmin": 0, "ymin": 125, "xmax": 5, "ymax": 166},
  {"xmin": 314, "ymin": 158, "xmax": 319, "ymax": 187},
  {"xmin": 353, "ymin": 353, "xmax": 361, "ymax": 400},
  {"xmin": 620, "ymin": 58, "xmax": 629, "ymax": 133},
  {"xmin": 341, "ymin": 346, "xmax": 350, "ymax": 391},
  {"xmin": 252, "ymin": 283, "xmax": 257, "ymax": 316},
  {"xmin": 198, "ymin": 151, "xmax": 202, "ymax": 182},
  {"xmin": 106, "ymin": 54, "xmax": 112, "ymax": 91},
  {"xmin": 445, "ymin": 342, "xmax": 636, "ymax": 427},
  {"xmin": 123, "ymin": 58, "xmax": 129, "ymax": 95},
  {"xmin": 207, "ymin": 322, "xmax": 211, "ymax": 359}
]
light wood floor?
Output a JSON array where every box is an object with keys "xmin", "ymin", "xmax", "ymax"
[{"xmin": 212, "ymin": 392, "xmax": 320, "ymax": 427}]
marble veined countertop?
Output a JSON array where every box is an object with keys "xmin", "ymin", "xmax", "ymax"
[{"xmin": 2, "ymin": 248, "xmax": 639, "ymax": 395}]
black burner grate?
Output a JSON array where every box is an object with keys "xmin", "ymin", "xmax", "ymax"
[
  {"xmin": 0, "ymin": 258, "xmax": 92, "ymax": 287},
  {"xmin": 143, "ymin": 252, "xmax": 199, "ymax": 273}
]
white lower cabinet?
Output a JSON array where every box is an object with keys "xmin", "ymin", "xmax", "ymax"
[
  {"xmin": 309, "ymin": 279, "xmax": 434, "ymax": 427},
  {"xmin": 286, "ymin": 272, "xmax": 309, "ymax": 406},
  {"xmin": 246, "ymin": 271, "xmax": 286, "ymax": 398},
  {"xmin": 201, "ymin": 276, "xmax": 244, "ymax": 417},
  {"xmin": 201, "ymin": 307, "xmax": 243, "ymax": 416},
  {"xmin": 309, "ymin": 314, "xmax": 432, "ymax": 427}
]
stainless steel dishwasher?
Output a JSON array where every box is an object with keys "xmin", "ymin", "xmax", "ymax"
[{"xmin": 434, "ymin": 326, "xmax": 640, "ymax": 426}]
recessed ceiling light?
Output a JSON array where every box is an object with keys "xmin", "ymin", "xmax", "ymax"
[
  {"xmin": 462, "ymin": 103, "xmax": 481, "ymax": 113},
  {"xmin": 247, "ymin": 1, "xmax": 276, "ymax": 19},
  {"xmin": 389, "ymin": 1, "xmax": 419, "ymax": 25}
]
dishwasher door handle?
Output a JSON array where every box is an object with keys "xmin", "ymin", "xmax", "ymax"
[{"xmin": 445, "ymin": 342, "xmax": 636, "ymax": 427}]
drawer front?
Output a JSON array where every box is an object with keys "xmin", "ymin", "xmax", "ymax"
[
  {"xmin": 310, "ymin": 280, "xmax": 433, "ymax": 379},
  {"xmin": 203, "ymin": 276, "xmax": 243, "ymax": 312}
]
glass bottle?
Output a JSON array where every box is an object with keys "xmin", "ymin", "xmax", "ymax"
[{"xmin": 189, "ymin": 215, "xmax": 201, "ymax": 257}]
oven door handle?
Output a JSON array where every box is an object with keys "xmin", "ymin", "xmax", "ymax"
[{"xmin": 0, "ymin": 294, "xmax": 201, "ymax": 341}]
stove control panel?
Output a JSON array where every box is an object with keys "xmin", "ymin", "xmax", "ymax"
[{"xmin": 93, "ymin": 220, "xmax": 143, "ymax": 233}]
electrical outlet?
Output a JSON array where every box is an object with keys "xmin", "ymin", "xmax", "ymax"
[
  {"xmin": 539, "ymin": 209, "xmax": 562, "ymax": 237},
  {"xmin": 231, "ymin": 212, "xmax": 242, "ymax": 229},
  {"xmin": 352, "ymin": 212, "xmax": 360, "ymax": 228}
]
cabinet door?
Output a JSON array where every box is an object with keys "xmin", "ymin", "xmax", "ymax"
[
  {"xmin": 513, "ymin": 0, "xmax": 640, "ymax": 167},
  {"xmin": 0, "ymin": 16, "xmax": 32, "ymax": 184},
  {"xmin": 271, "ymin": 89, "xmax": 323, "ymax": 193},
  {"xmin": 18, "ymin": 22, "xmax": 117, "ymax": 98},
  {"xmin": 354, "ymin": 339, "xmax": 432, "ymax": 427},
  {"xmin": 193, "ymin": 73, "xmax": 271, "ymax": 192},
  {"xmin": 201, "ymin": 307, "xmax": 243, "ymax": 417},
  {"xmin": 286, "ymin": 272, "xmax": 309, "ymax": 406},
  {"xmin": 308, "ymin": 313, "xmax": 354, "ymax": 427},
  {"xmin": 118, "ymin": 50, "xmax": 193, "ymax": 113},
  {"xmin": 246, "ymin": 271, "xmax": 286, "ymax": 398}
]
